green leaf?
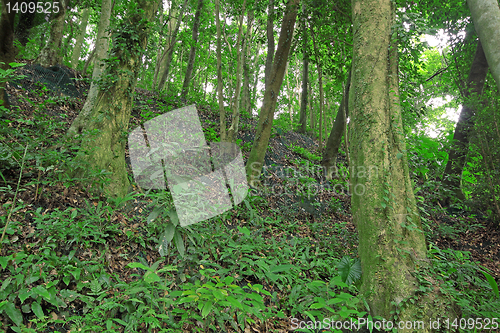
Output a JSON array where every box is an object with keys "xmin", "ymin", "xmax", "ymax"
[
  {"xmin": 0, "ymin": 256, "xmax": 9, "ymax": 269},
  {"xmin": 144, "ymin": 271, "xmax": 161, "ymax": 284},
  {"xmin": 33, "ymin": 285, "xmax": 50, "ymax": 300},
  {"xmin": 147, "ymin": 207, "xmax": 162, "ymax": 224},
  {"xmin": 201, "ymin": 300, "xmax": 213, "ymax": 318},
  {"xmin": 270, "ymin": 264, "xmax": 294, "ymax": 273},
  {"xmin": 396, "ymin": 152, "xmax": 403, "ymax": 159},
  {"xmin": 127, "ymin": 262, "xmax": 150, "ymax": 271},
  {"xmin": 482, "ymin": 271, "xmax": 500, "ymax": 298},
  {"xmin": 337, "ymin": 256, "xmax": 362, "ymax": 285},
  {"xmin": 31, "ymin": 301, "xmax": 44, "ymax": 319},
  {"xmin": 18, "ymin": 289, "xmax": 32, "ymax": 303},
  {"xmin": 4, "ymin": 302, "xmax": 22, "ymax": 326},
  {"xmin": 174, "ymin": 230, "xmax": 185, "ymax": 257}
]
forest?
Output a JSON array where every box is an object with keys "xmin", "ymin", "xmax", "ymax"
[{"xmin": 0, "ymin": 0, "xmax": 499, "ymax": 331}]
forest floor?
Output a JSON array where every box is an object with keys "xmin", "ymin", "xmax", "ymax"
[{"xmin": 0, "ymin": 66, "xmax": 499, "ymax": 332}]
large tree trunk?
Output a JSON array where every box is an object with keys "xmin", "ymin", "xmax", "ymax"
[
  {"xmin": 72, "ymin": 0, "xmax": 159, "ymax": 198},
  {"xmin": 298, "ymin": 4, "xmax": 308, "ymax": 133},
  {"xmin": 467, "ymin": 0, "xmax": 500, "ymax": 92},
  {"xmin": 180, "ymin": 0, "xmax": 203, "ymax": 100},
  {"xmin": 442, "ymin": 40, "xmax": 488, "ymax": 203},
  {"xmin": 0, "ymin": 0, "xmax": 18, "ymax": 109},
  {"xmin": 67, "ymin": 0, "xmax": 112, "ymax": 137},
  {"xmin": 156, "ymin": 0, "xmax": 188, "ymax": 91},
  {"xmin": 71, "ymin": 8, "xmax": 90, "ymax": 69},
  {"xmin": 246, "ymin": 0, "xmax": 300, "ymax": 186},
  {"xmin": 37, "ymin": 0, "xmax": 66, "ymax": 67},
  {"xmin": 350, "ymin": 0, "xmax": 458, "ymax": 327},
  {"xmin": 322, "ymin": 71, "xmax": 351, "ymax": 180},
  {"xmin": 264, "ymin": 0, "xmax": 275, "ymax": 90}
]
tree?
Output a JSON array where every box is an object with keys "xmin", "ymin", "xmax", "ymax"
[
  {"xmin": 322, "ymin": 71, "xmax": 350, "ymax": 180},
  {"xmin": 156, "ymin": 0, "xmax": 188, "ymax": 91},
  {"xmin": 0, "ymin": 0, "xmax": 18, "ymax": 109},
  {"xmin": 467, "ymin": 0, "xmax": 500, "ymax": 92},
  {"xmin": 37, "ymin": 0, "xmax": 66, "ymax": 67},
  {"xmin": 71, "ymin": 8, "xmax": 90, "ymax": 69},
  {"xmin": 180, "ymin": 0, "xmax": 204, "ymax": 100},
  {"xmin": 298, "ymin": 3, "xmax": 308, "ymax": 133},
  {"xmin": 442, "ymin": 40, "xmax": 488, "ymax": 203},
  {"xmin": 349, "ymin": 0, "xmax": 458, "ymax": 327},
  {"xmin": 67, "ymin": 0, "xmax": 112, "ymax": 137},
  {"xmin": 246, "ymin": 0, "xmax": 300, "ymax": 186},
  {"xmin": 264, "ymin": 0, "xmax": 275, "ymax": 90},
  {"xmin": 70, "ymin": 0, "xmax": 160, "ymax": 197}
]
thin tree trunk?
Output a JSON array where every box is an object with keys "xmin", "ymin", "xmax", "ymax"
[
  {"xmin": 67, "ymin": 0, "xmax": 112, "ymax": 137},
  {"xmin": 152, "ymin": 0, "xmax": 164, "ymax": 87},
  {"xmin": 0, "ymin": 0, "xmax": 18, "ymax": 109},
  {"xmin": 442, "ymin": 40, "xmax": 489, "ymax": 203},
  {"xmin": 71, "ymin": 8, "xmax": 90, "ymax": 69},
  {"xmin": 311, "ymin": 28, "xmax": 324, "ymax": 151},
  {"xmin": 157, "ymin": 0, "xmax": 188, "ymax": 91},
  {"xmin": 298, "ymin": 3, "xmax": 308, "ymax": 133},
  {"xmin": 264, "ymin": 0, "xmax": 275, "ymax": 90},
  {"xmin": 72, "ymin": 0, "xmax": 160, "ymax": 198},
  {"xmin": 242, "ymin": 9, "xmax": 254, "ymax": 118},
  {"xmin": 246, "ymin": 0, "xmax": 300, "ymax": 185},
  {"xmin": 226, "ymin": 0, "xmax": 248, "ymax": 143},
  {"xmin": 215, "ymin": 0, "xmax": 226, "ymax": 141},
  {"xmin": 180, "ymin": 0, "xmax": 204, "ymax": 100},
  {"xmin": 322, "ymin": 71, "xmax": 351, "ymax": 180},
  {"xmin": 37, "ymin": 0, "xmax": 66, "ymax": 67},
  {"xmin": 467, "ymin": 0, "xmax": 500, "ymax": 92}
]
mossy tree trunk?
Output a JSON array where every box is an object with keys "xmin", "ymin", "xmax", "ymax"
[
  {"xmin": 246, "ymin": 0, "xmax": 300, "ymax": 186},
  {"xmin": 71, "ymin": 0, "xmax": 159, "ymax": 198},
  {"xmin": 350, "ymin": 0, "xmax": 457, "ymax": 327},
  {"xmin": 37, "ymin": 0, "xmax": 66, "ymax": 67},
  {"xmin": 67, "ymin": 0, "xmax": 112, "ymax": 137},
  {"xmin": 467, "ymin": 0, "xmax": 500, "ymax": 92},
  {"xmin": 442, "ymin": 40, "xmax": 488, "ymax": 203},
  {"xmin": 264, "ymin": 0, "xmax": 275, "ymax": 90}
]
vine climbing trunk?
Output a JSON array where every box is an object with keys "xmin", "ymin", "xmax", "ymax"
[
  {"xmin": 246, "ymin": 0, "xmax": 300, "ymax": 186},
  {"xmin": 69, "ymin": 0, "xmax": 160, "ymax": 198},
  {"xmin": 349, "ymin": 0, "xmax": 458, "ymax": 328}
]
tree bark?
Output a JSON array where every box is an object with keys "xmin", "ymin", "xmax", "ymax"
[
  {"xmin": 0, "ymin": 0, "xmax": 18, "ymax": 109},
  {"xmin": 322, "ymin": 71, "xmax": 351, "ymax": 180},
  {"xmin": 311, "ymin": 28, "xmax": 324, "ymax": 150},
  {"xmin": 215, "ymin": 0, "xmax": 227, "ymax": 141},
  {"xmin": 246, "ymin": 0, "xmax": 300, "ymax": 186},
  {"xmin": 71, "ymin": 8, "xmax": 90, "ymax": 69},
  {"xmin": 242, "ymin": 10, "xmax": 254, "ymax": 118},
  {"xmin": 442, "ymin": 40, "xmax": 488, "ymax": 203},
  {"xmin": 157, "ymin": 0, "xmax": 188, "ymax": 91},
  {"xmin": 37, "ymin": 0, "xmax": 66, "ymax": 67},
  {"xmin": 467, "ymin": 0, "xmax": 500, "ymax": 92},
  {"xmin": 350, "ymin": 0, "xmax": 458, "ymax": 327},
  {"xmin": 226, "ymin": 0, "xmax": 248, "ymax": 143},
  {"xmin": 71, "ymin": 0, "xmax": 159, "ymax": 198},
  {"xmin": 298, "ymin": 3, "xmax": 308, "ymax": 133},
  {"xmin": 180, "ymin": 0, "xmax": 204, "ymax": 100},
  {"xmin": 264, "ymin": 0, "xmax": 275, "ymax": 90},
  {"xmin": 14, "ymin": 1, "xmax": 36, "ymax": 46},
  {"xmin": 67, "ymin": 0, "xmax": 112, "ymax": 137}
]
